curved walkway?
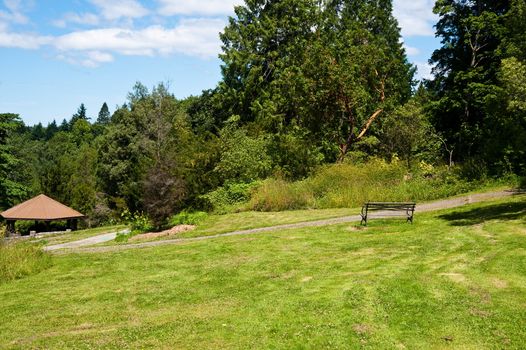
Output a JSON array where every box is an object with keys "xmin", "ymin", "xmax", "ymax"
[
  {"xmin": 50, "ymin": 189, "xmax": 522, "ymax": 255},
  {"xmin": 43, "ymin": 229, "xmax": 129, "ymax": 251}
]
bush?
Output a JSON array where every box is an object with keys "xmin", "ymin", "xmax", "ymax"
[
  {"xmin": 202, "ymin": 182, "xmax": 260, "ymax": 212},
  {"xmin": 14, "ymin": 221, "xmax": 34, "ymax": 235},
  {"xmin": 0, "ymin": 242, "xmax": 52, "ymax": 284},
  {"xmin": 121, "ymin": 210, "xmax": 153, "ymax": 232},
  {"xmin": 248, "ymin": 179, "xmax": 311, "ymax": 211},
  {"xmin": 169, "ymin": 211, "xmax": 208, "ymax": 226},
  {"xmin": 247, "ymin": 159, "xmax": 505, "ymax": 211}
]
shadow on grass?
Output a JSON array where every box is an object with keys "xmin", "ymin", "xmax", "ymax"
[{"xmin": 439, "ymin": 199, "xmax": 526, "ymax": 226}]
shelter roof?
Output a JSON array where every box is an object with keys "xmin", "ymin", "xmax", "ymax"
[{"xmin": 1, "ymin": 194, "xmax": 84, "ymax": 220}]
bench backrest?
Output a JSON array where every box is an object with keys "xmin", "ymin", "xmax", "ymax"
[{"xmin": 365, "ymin": 202, "xmax": 416, "ymax": 211}]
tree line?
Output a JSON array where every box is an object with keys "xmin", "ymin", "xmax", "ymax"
[{"xmin": 1, "ymin": 0, "xmax": 524, "ymax": 228}]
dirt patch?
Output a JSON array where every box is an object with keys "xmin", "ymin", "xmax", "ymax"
[
  {"xmin": 351, "ymin": 248, "xmax": 376, "ymax": 257},
  {"xmin": 352, "ymin": 323, "xmax": 371, "ymax": 336},
  {"xmin": 492, "ymin": 278, "xmax": 508, "ymax": 289},
  {"xmin": 346, "ymin": 226, "xmax": 367, "ymax": 232},
  {"xmin": 301, "ymin": 276, "xmax": 313, "ymax": 282},
  {"xmin": 470, "ymin": 308, "xmax": 491, "ymax": 318},
  {"xmin": 439, "ymin": 272, "xmax": 466, "ymax": 283},
  {"xmin": 129, "ymin": 225, "xmax": 196, "ymax": 242}
]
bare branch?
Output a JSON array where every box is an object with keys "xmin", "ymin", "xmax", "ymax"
[{"xmin": 356, "ymin": 109, "xmax": 383, "ymax": 140}]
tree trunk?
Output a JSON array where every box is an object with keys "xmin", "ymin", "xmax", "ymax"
[{"xmin": 337, "ymin": 109, "xmax": 383, "ymax": 163}]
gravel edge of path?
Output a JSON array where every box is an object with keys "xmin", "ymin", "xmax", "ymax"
[{"xmin": 52, "ymin": 189, "xmax": 523, "ymax": 255}]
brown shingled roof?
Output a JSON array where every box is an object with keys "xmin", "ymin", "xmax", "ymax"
[{"xmin": 1, "ymin": 194, "xmax": 84, "ymax": 220}]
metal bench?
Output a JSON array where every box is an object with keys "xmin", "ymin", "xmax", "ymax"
[{"xmin": 360, "ymin": 202, "xmax": 416, "ymax": 225}]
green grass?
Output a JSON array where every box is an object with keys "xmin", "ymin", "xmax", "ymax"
[
  {"xmin": 0, "ymin": 242, "xmax": 52, "ymax": 284},
  {"xmin": 100, "ymin": 208, "xmax": 354, "ymax": 245},
  {"xmin": 0, "ymin": 195, "xmax": 525, "ymax": 348},
  {"xmin": 109, "ymin": 189, "xmax": 513, "ymax": 245}
]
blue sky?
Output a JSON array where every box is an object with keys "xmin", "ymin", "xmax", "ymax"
[{"xmin": 0, "ymin": 0, "xmax": 439, "ymax": 125}]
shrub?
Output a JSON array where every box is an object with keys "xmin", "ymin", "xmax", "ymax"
[
  {"xmin": 121, "ymin": 210, "xmax": 153, "ymax": 232},
  {"xmin": 248, "ymin": 178, "xmax": 311, "ymax": 211},
  {"xmin": 0, "ymin": 242, "xmax": 52, "ymax": 284},
  {"xmin": 169, "ymin": 211, "xmax": 208, "ymax": 226},
  {"xmin": 247, "ymin": 159, "xmax": 505, "ymax": 211},
  {"xmin": 202, "ymin": 182, "xmax": 260, "ymax": 212},
  {"xmin": 14, "ymin": 221, "xmax": 34, "ymax": 235}
]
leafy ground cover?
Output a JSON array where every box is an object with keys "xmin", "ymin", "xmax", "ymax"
[{"xmin": 1, "ymin": 195, "xmax": 525, "ymax": 348}]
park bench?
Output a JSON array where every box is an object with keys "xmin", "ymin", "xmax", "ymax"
[{"xmin": 360, "ymin": 202, "xmax": 416, "ymax": 226}]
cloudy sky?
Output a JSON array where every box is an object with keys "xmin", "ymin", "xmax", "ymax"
[{"xmin": 0, "ymin": 0, "xmax": 438, "ymax": 125}]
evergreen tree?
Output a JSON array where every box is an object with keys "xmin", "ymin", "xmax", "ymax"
[
  {"xmin": 70, "ymin": 103, "xmax": 89, "ymax": 127},
  {"xmin": 96, "ymin": 102, "xmax": 111, "ymax": 125},
  {"xmin": 428, "ymin": 0, "xmax": 510, "ymax": 160},
  {"xmin": 0, "ymin": 114, "xmax": 30, "ymax": 208},
  {"xmin": 59, "ymin": 118, "xmax": 70, "ymax": 132},
  {"xmin": 218, "ymin": 0, "xmax": 413, "ymax": 161},
  {"xmin": 289, "ymin": 0, "xmax": 414, "ymax": 161},
  {"xmin": 46, "ymin": 120, "xmax": 59, "ymax": 140},
  {"xmin": 218, "ymin": 0, "xmax": 319, "ymax": 125},
  {"xmin": 31, "ymin": 122, "xmax": 45, "ymax": 140}
]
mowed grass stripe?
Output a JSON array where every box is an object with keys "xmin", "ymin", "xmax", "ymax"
[{"xmin": 0, "ymin": 196, "xmax": 525, "ymax": 349}]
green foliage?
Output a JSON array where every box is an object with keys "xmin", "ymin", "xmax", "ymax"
[
  {"xmin": 0, "ymin": 113, "xmax": 30, "ymax": 209},
  {"xmin": 267, "ymin": 128, "xmax": 325, "ymax": 179},
  {"xmin": 378, "ymin": 92, "xmax": 441, "ymax": 165},
  {"xmin": 248, "ymin": 159, "xmax": 504, "ymax": 211},
  {"xmin": 202, "ymin": 181, "xmax": 260, "ymax": 212},
  {"xmin": 69, "ymin": 103, "xmax": 89, "ymax": 128},
  {"xmin": 14, "ymin": 221, "xmax": 34, "ymax": 235},
  {"xmin": 169, "ymin": 211, "xmax": 208, "ymax": 226},
  {"xmin": 428, "ymin": 0, "xmax": 523, "ymax": 172},
  {"xmin": 121, "ymin": 210, "xmax": 153, "ymax": 233},
  {"xmin": 215, "ymin": 119, "xmax": 272, "ymax": 183},
  {"xmin": 0, "ymin": 242, "xmax": 52, "ymax": 284},
  {"xmin": 96, "ymin": 107, "xmax": 146, "ymax": 212},
  {"xmin": 218, "ymin": 0, "xmax": 413, "ymax": 161},
  {"xmin": 96, "ymin": 102, "xmax": 111, "ymax": 125}
]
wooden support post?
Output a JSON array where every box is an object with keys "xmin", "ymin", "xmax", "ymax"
[{"xmin": 6, "ymin": 220, "xmax": 16, "ymax": 237}]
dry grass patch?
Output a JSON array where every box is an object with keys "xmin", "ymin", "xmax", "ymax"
[{"xmin": 129, "ymin": 225, "xmax": 196, "ymax": 242}]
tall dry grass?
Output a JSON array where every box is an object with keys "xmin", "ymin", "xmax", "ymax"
[
  {"xmin": 248, "ymin": 159, "xmax": 502, "ymax": 211},
  {"xmin": 0, "ymin": 241, "xmax": 52, "ymax": 284}
]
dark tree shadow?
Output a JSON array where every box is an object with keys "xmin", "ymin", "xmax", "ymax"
[{"xmin": 439, "ymin": 199, "xmax": 526, "ymax": 226}]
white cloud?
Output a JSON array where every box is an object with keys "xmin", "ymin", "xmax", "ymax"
[
  {"xmin": 53, "ymin": 19, "xmax": 224, "ymax": 58},
  {"xmin": 57, "ymin": 50, "xmax": 114, "ymax": 67},
  {"xmin": 0, "ymin": 17, "xmax": 225, "ymax": 64},
  {"xmin": 393, "ymin": 0, "xmax": 437, "ymax": 37},
  {"xmin": 0, "ymin": 30, "xmax": 50, "ymax": 49},
  {"xmin": 0, "ymin": 0, "xmax": 29, "ymax": 24},
  {"xmin": 404, "ymin": 44, "xmax": 420, "ymax": 56},
  {"xmin": 414, "ymin": 61, "xmax": 433, "ymax": 80},
  {"xmin": 53, "ymin": 12, "xmax": 100, "ymax": 28},
  {"xmin": 158, "ymin": 0, "xmax": 242, "ymax": 16},
  {"xmin": 90, "ymin": 0, "xmax": 149, "ymax": 20}
]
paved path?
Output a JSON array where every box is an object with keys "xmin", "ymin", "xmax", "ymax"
[
  {"xmin": 50, "ymin": 189, "xmax": 522, "ymax": 255},
  {"xmin": 43, "ymin": 229, "xmax": 129, "ymax": 251}
]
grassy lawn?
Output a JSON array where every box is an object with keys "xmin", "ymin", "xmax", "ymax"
[
  {"xmin": 97, "ymin": 207, "xmax": 356, "ymax": 246},
  {"xmin": 185, "ymin": 207, "xmax": 355, "ymax": 237},
  {"xmin": 37, "ymin": 225, "xmax": 127, "ymax": 246},
  {"xmin": 110, "ymin": 187, "xmax": 515, "ymax": 245},
  {"xmin": 0, "ymin": 195, "xmax": 525, "ymax": 349}
]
